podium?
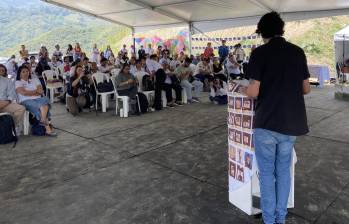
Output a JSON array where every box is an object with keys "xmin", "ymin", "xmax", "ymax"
[{"xmin": 227, "ymin": 81, "xmax": 296, "ymax": 215}]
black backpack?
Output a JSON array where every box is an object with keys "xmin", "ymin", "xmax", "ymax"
[
  {"xmin": 29, "ymin": 114, "xmax": 46, "ymax": 136},
  {"xmin": 0, "ymin": 114, "xmax": 18, "ymax": 146},
  {"xmin": 137, "ymin": 92, "xmax": 149, "ymax": 113}
]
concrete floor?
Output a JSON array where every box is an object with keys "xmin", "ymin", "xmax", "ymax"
[{"xmin": 0, "ymin": 86, "xmax": 348, "ymax": 224}]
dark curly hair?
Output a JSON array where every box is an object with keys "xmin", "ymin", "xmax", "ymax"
[{"xmin": 256, "ymin": 12, "xmax": 285, "ymax": 39}]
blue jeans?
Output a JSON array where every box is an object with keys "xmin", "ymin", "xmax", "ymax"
[
  {"xmin": 253, "ymin": 128, "xmax": 296, "ymax": 224},
  {"xmin": 21, "ymin": 97, "xmax": 51, "ymax": 121}
]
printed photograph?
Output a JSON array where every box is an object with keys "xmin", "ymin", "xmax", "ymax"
[
  {"xmin": 243, "ymin": 132, "xmax": 252, "ymax": 147},
  {"xmin": 244, "ymin": 152, "xmax": 253, "ymax": 170},
  {"xmin": 242, "ymin": 115, "xmax": 252, "ymax": 129},
  {"xmin": 229, "ymin": 161, "xmax": 236, "ymax": 178},
  {"xmin": 229, "ymin": 129, "xmax": 235, "ymax": 141},
  {"xmin": 243, "ymin": 98, "xmax": 253, "ymax": 111},
  {"xmin": 237, "ymin": 165, "xmax": 245, "ymax": 182},
  {"xmin": 234, "ymin": 97, "xmax": 242, "ymax": 111},
  {"xmin": 251, "ymin": 134, "xmax": 255, "ymax": 150},
  {"xmin": 234, "ymin": 130, "xmax": 242, "ymax": 145},
  {"xmin": 229, "ymin": 145, "xmax": 237, "ymax": 161},
  {"xmin": 234, "ymin": 114, "xmax": 242, "ymax": 127}
]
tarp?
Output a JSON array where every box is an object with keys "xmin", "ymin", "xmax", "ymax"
[
  {"xmin": 42, "ymin": 0, "xmax": 349, "ymax": 33},
  {"xmin": 334, "ymin": 26, "xmax": 349, "ymax": 64},
  {"xmin": 334, "ymin": 25, "xmax": 349, "ymax": 41}
]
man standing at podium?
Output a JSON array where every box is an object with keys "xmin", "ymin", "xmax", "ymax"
[{"xmin": 242, "ymin": 12, "xmax": 310, "ymax": 224}]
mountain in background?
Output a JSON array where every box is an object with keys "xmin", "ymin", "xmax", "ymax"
[
  {"xmin": 1, "ymin": 0, "xmax": 349, "ymax": 75},
  {"xmin": 0, "ymin": 0, "xmax": 131, "ymax": 58}
]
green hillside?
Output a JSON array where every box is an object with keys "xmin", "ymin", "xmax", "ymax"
[
  {"xmin": 0, "ymin": 0, "xmax": 131, "ymax": 58},
  {"xmin": 1, "ymin": 0, "xmax": 349, "ymax": 76}
]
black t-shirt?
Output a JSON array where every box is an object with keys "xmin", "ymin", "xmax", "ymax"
[{"xmin": 247, "ymin": 37, "xmax": 309, "ymax": 136}]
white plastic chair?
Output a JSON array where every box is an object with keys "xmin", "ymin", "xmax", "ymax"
[
  {"xmin": 110, "ymin": 73, "xmax": 141, "ymax": 118},
  {"xmin": 42, "ymin": 70, "xmax": 64, "ymax": 103},
  {"xmin": 92, "ymin": 72, "xmax": 115, "ymax": 113},
  {"xmin": 23, "ymin": 111, "xmax": 30, "ymax": 136}
]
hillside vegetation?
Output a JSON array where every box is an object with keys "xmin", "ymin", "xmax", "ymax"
[{"xmin": 1, "ymin": 0, "xmax": 349, "ymax": 76}]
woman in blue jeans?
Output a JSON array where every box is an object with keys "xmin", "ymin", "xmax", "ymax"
[{"xmin": 15, "ymin": 65, "xmax": 56, "ymax": 136}]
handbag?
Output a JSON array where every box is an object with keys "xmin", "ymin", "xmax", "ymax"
[{"xmin": 97, "ymin": 80, "xmax": 114, "ymax": 92}]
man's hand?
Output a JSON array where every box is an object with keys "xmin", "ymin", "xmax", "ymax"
[
  {"xmin": 0, "ymin": 100, "xmax": 11, "ymax": 110},
  {"xmin": 245, "ymin": 79, "xmax": 260, "ymax": 98}
]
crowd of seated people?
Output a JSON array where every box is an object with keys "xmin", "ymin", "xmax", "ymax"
[{"xmin": 0, "ymin": 40, "xmax": 248, "ymax": 138}]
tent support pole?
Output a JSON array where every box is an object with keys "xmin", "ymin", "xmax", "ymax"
[
  {"xmin": 132, "ymin": 28, "xmax": 136, "ymax": 56},
  {"xmin": 188, "ymin": 23, "xmax": 193, "ymax": 56}
]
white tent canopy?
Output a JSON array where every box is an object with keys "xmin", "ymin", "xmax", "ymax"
[{"xmin": 42, "ymin": 0, "xmax": 349, "ymax": 33}]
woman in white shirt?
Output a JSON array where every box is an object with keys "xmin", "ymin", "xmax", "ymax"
[
  {"xmin": 226, "ymin": 54, "xmax": 242, "ymax": 79},
  {"xmin": 209, "ymin": 78, "xmax": 227, "ymax": 105},
  {"xmin": 91, "ymin": 44, "xmax": 100, "ymax": 64},
  {"xmin": 15, "ymin": 65, "xmax": 56, "ymax": 136}
]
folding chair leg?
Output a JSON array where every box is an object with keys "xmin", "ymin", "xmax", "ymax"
[
  {"xmin": 123, "ymin": 99, "xmax": 129, "ymax": 117},
  {"xmin": 50, "ymin": 89, "xmax": 54, "ymax": 104},
  {"xmin": 115, "ymin": 98, "xmax": 119, "ymax": 116},
  {"xmin": 101, "ymin": 95, "xmax": 107, "ymax": 112},
  {"xmin": 23, "ymin": 111, "xmax": 30, "ymax": 136},
  {"xmin": 136, "ymin": 95, "xmax": 141, "ymax": 114}
]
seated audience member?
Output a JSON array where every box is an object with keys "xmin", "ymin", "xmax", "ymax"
[
  {"xmin": 115, "ymin": 52, "xmax": 124, "ymax": 68},
  {"xmin": 53, "ymin": 44, "xmax": 63, "ymax": 62},
  {"xmin": 162, "ymin": 61, "xmax": 182, "ymax": 107},
  {"xmin": 63, "ymin": 56, "xmax": 71, "ymax": 73},
  {"xmin": 226, "ymin": 54, "xmax": 242, "ymax": 79},
  {"xmin": 39, "ymin": 46, "xmax": 50, "ymax": 61},
  {"xmin": 98, "ymin": 58, "xmax": 113, "ymax": 73},
  {"xmin": 66, "ymin": 44, "xmax": 74, "ymax": 63},
  {"xmin": 178, "ymin": 51, "xmax": 186, "ymax": 63},
  {"xmin": 35, "ymin": 58, "xmax": 51, "ymax": 94},
  {"xmin": 6, "ymin": 55, "xmax": 17, "ymax": 79},
  {"xmin": 90, "ymin": 62, "xmax": 98, "ymax": 74},
  {"xmin": 194, "ymin": 57, "xmax": 214, "ymax": 86},
  {"xmin": 159, "ymin": 52, "xmax": 171, "ymax": 67},
  {"xmin": 67, "ymin": 65, "xmax": 93, "ymax": 115},
  {"xmin": 129, "ymin": 57, "xmax": 137, "ymax": 75},
  {"xmin": 170, "ymin": 54, "xmax": 181, "ymax": 71},
  {"xmin": 213, "ymin": 57, "xmax": 227, "ymax": 82},
  {"xmin": 191, "ymin": 54, "xmax": 199, "ymax": 65},
  {"xmin": 209, "ymin": 78, "xmax": 227, "ymax": 105},
  {"xmin": 49, "ymin": 55, "xmax": 62, "ymax": 70},
  {"xmin": 29, "ymin": 56, "xmax": 37, "ymax": 74},
  {"xmin": 82, "ymin": 57, "xmax": 91, "ymax": 75},
  {"xmin": 15, "ymin": 66, "xmax": 56, "ymax": 136},
  {"xmin": 0, "ymin": 68, "xmax": 25, "ymax": 132},
  {"xmin": 133, "ymin": 60, "xmax": 149, "ymax": 91},
  {"xmin": 115, "ymin": 64, "xmax": 139, "ymax": 114},
  {"xmin": 120, "ymin": 44, "xmax": 128, "ymax": 56},
  {"xmin": 233, "ymin": 43, "xmax": 246, "ymax": 64},
  {"xmin": 175, "ymin": 58, "xmax": 203, "ymax": 103}
]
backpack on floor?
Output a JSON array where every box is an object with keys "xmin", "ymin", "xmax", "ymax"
[
  {"xmin": 29, "ymin": 115, "xmax": 46, "ymax": 136},
  {"xmin": 137, "ymin": 92, "xmax": 149, "ymax": 114},
  {"xmin": 0, "ymin": 113, "xmax": 18, "ymax": 146}
]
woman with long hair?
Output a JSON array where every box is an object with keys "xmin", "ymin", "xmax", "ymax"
[{"xmin": 15, "ymin": 66, "xmax": 56, "ymax": 136}]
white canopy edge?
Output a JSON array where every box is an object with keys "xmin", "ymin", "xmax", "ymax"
[
  {"xmin": 42, "ymin": 0, "xmax": 349, "ymax": 35},
  {"xmin": 192, "ymin": 8, "xmax": 349, "ymax": 34}
]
